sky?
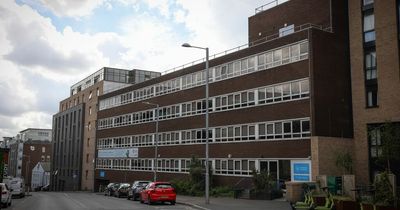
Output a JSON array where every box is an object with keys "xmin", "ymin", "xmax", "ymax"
[{"xmin": 0, "ymin": 0, "xmax": 275, "ymax": 139}]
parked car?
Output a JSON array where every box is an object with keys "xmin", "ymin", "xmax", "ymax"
[
  {"xmin": 9, "ymin": 178, "xmax": 25, "ymax": 198},
  {"xmin": 140, "ymin": 182, "xmax": 176, "ymax": 205},
  {"xmin": 114, "ymin": 183, "xmax": 130, "ymax": 198},
  {"xmin": 0, "ymin": 183, "xmax": 12, "ymax": 208},
  {"xmin": 127, "ymin": 181, "xmax": 150, "ymax": 201},
  {"xmin": 104, "ymin": 183, "xmax": 120, "ymax": 196}
]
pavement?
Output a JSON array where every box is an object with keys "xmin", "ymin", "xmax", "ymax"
[{"xmin": 176, "ymin": 195, "xmax": 292, "ymax": 210}]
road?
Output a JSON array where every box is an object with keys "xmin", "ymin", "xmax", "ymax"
[{"xmin": 7, "ymin": 192, "xmax": 196, "ymax": 210}]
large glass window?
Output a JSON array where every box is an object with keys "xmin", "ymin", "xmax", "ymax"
[
  {"xmin": 365, "ymin": 51, "xmax": 377, "ymax": 80},
  {"xmin": 364, "ymin": 12, "xmax": 375, "ymax": 43},
  {"xmin": 366, "ymin": 87, "xmax": 378, "ymax": 107}
]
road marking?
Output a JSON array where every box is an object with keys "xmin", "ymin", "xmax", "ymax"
[{"xmin": 63, "ymin": 193, "xmax": 87, "ymax": 208}]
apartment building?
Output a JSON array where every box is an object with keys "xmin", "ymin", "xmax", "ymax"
[
  {"xmin": 349, "ymin": 0, "xmax": 400, "ymax": 185},
  {"xmin": 51, "ymin": 67, "xmax": 160, "ymax": 191},
  {"xmin": 94, "ymin": 0, "xmax": 353, "ymax": 189}
]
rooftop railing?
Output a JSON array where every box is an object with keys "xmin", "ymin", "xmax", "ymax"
[
  {"xmin": 161, "ymin": 23, "xmax": 332, "ymax": 76},
  {"xmin": 255, "ymin": 0, "xmax": 290, "ymax": 14}
]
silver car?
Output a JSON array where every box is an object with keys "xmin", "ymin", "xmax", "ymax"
[{"xmin": 127, "ymin": 181, "xmax": 150, "ymax": 201}]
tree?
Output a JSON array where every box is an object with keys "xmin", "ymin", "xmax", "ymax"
[
  {"xmin": 188, "ymin": 156, "xmax": 213, "ymax": 194},
  {"xmin": 335, "ymin": 151, "xmax": 353, "ymax": 174}
]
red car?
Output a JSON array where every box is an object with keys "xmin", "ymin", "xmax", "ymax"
[{"xmin": 140, "ymin": 182, "xmax": 176, "ymax": 205}]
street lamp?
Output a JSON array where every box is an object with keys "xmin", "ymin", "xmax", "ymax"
[
  {"xmin": 182, "ymin": 43, "xmax": 210, "ymax": 204},
  {"xmin": 142, "ymin": 101, "xmax": 159, "ymax": 182},
  {"xmin": 23, "ymin": 154, "xmax": 30, "ymax": 195}
]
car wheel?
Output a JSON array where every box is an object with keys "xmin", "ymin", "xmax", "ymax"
[{"xmin": 171, "ymin": 201, "xmax": 175, "ymax": 205}]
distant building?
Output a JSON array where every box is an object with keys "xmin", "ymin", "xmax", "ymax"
[
  {"xmin": 19, "ymin": 128, "xmax": 51, "ymax": 142},
  {"xmin": 31, "ymin": 162, "xmax": 51, "ymax": 190},
  {"xmin": 7, "ymin": 128, "xmax": 52, "ymax": 188},
  {"xmin": 0, "ymin": 148, "xmax": 10, "ymax": 179},
  {"xmin": 1, "ymin": 137, "xmax": 13, "ymax": 149},
  {"xmin": 52, "ymin": 67, "xmax": 160, "ymax": 191}
]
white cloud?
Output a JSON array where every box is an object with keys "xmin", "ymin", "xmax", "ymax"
[
  {"xmin": 145, "ymin": 0, "xmax": 170, "ymax": 18},
  {"xmin": 39, "ymin": 0, "xmax": 105, "ymax": 18},
  {"xmin": 0, "ymin": 0, "xmax": 271, "ymax": 140}
]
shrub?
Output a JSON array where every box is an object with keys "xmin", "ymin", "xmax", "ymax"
[
  {"xmin": 210, "ymin": 186, "xmax": 234, "ymax": 197},
  {"xmin": 374, "ymin": 171, "xmax": 395, "ymax": 206}
]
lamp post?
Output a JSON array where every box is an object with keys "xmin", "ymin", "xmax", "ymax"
[
  {"xmin": 23, "ymin": 154, "xmax": 30, "ymax": 195},
  {"xmin": 182, "ymin": 43, "xmax": 210, "ymax": 204},
  {"xmin": 142, "ymin": 101, "xmax": 159, "ymax": 182}
]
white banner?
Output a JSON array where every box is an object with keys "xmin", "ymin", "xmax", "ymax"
[{"xmin": 98, "ymin": 148, "xmax": 138, "ymax": 158}]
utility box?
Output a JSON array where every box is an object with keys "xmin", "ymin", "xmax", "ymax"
[{"xmin": 327, "ymin": 176, "xmax": 342, "ymax": 195}]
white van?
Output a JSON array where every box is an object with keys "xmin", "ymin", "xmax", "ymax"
[{"xmin": 8, "ymin": 178, "xmax": 25, "ymax": 198}]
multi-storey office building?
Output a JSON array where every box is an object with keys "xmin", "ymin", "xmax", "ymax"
[
  {"xmin": 52, "ymin": 67, "xmax": 160, "ymax": 191},
  {"xmin": 94, "ymin": 0, "xmax": 353, "ymax": 189},
  {"xmin": 349, "ymin": 0, "xmax": 400, "ymax": 185}
]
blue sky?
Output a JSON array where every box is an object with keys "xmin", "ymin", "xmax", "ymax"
[{"xmin": 0, "ymin": 0, "xmax": 272, "ymax": 138}]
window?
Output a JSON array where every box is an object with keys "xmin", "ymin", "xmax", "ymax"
[
  {"xmin": 366, "ymin": 87, "xmax": 378, "ymax": 107},
  {"xmin": 365, "ymin": 51, "xmax": 377, "ymax": 80},
  {"xmin": 368, "ymin": 126, "xmax": 381, "ymax": 158},
  {"xmin": 363, "ymin": 0, "xmax": 373, "ymax": 6},
  {"xmin": 89, "ymin": 91, "xmax": 93, "ymax": 100},
  {"xmin": 42, "ymin": 147, "xmax": 45, "ymax": 153},
  {"xmin": 363, "ymin": 12, "xmax": 375, "ymax": 43},
  {"xmin": 97, "ymin": 88, "xmax": 100, "ymax": 96},
  {"xmin": 89, "ymin": 107, "xmax": 92, "ymax": 115}
]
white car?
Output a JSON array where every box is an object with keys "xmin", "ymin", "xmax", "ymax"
[
  {"xmin": 0, "ymin": 183, "xmax": 12, "ymax": 207},
  {"xmin": 9, "ymin": 178, "xmax": 25, "ymax": 198}
]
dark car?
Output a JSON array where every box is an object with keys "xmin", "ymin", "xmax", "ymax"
[
  {"xmin": 104, "ymin": 183, "xmax": 120, "ymax": 196},
  {"xmin": 140, "ymin": 182, "xmax": 176, "ymax": 205},
  {"xmin": 127, "ymin": 181, "xmax": 150, "ymax": 201},
  {"xmin": 115, "ymin": 183, "xmax": 130, "ymax": 198}
]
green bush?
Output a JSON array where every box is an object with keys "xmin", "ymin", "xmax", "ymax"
[
  {"xmin": 374, "ymin": 171, "xmax": 395, "ymax": 206},
  {"xmin": 171, "ymin": 179, "xmax": 191, "ymax": 195},
  {"xmin": 252, "ymin": 170, "xmax": 275, "ymax": 192},
  {"xmin": 210, "ymin": 186, "xmax": 234, "ymax": 197}
]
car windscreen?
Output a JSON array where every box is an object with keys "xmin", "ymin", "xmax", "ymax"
[
  {"xmin": 155, "ymin": 184, "xmax": 172, "ymax": 189},
  {"xmin": 138, "ymin": 182, "xmax": 149, "ymax": 187}
]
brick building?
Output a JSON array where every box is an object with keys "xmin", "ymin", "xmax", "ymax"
[
  {"xmin": 7, "ymin": 128, "xmax": 52, "ymax": 188},
  {"xmin": 349, "ymin": 0, "xmax": 400, "ymax": 185},
  {"xmin": 51, "ymin": 67, "xmax": 160, "ymax": 191},
  {"xmin": 94, "ymin": 0, "xmax": 354, "ymax": 189}
]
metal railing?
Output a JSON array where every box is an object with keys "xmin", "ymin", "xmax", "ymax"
[
  {"xmin": 161, "ymin": 23, "xmax": 332, "ymax": 76},
  {"xmin": 255, "ymin": 0, "xmax": 290, "ymax": 14}
]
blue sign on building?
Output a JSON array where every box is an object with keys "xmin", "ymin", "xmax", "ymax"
[
  {"xmin": 294, "ymin": 163, "xmax": 310, "ymax": 174},
  {"xmin": 291, "ymin": 161, "xmax": 311, "ymax": 182},
  {"xmin": 100, "ymin": 171, "xmax": 105, "ymax": 178}
]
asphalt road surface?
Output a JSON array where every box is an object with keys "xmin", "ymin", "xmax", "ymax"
[{"xmin": 7, "ymin": 192, "xmax": 196, "ymax": 210}]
